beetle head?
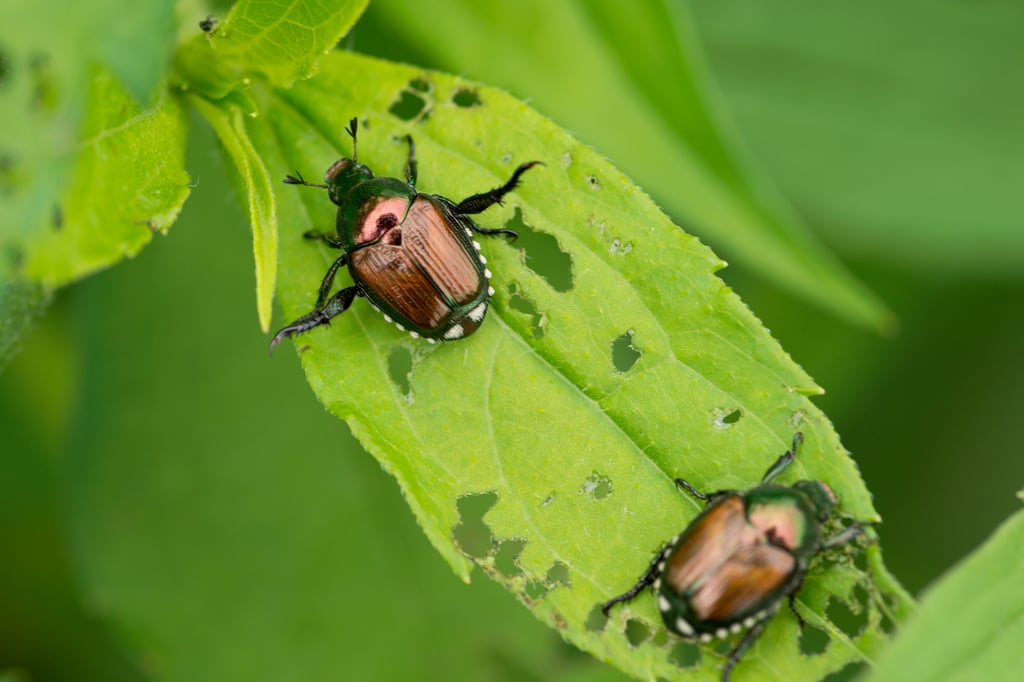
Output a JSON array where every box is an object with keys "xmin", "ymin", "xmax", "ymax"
[
  {"xmin": 324, "ymin": 157, "xmax": 374, "ymax": 205},
  {"xmin": 793, "ymin": 480, "xmax": 838, "ymax": 522}
]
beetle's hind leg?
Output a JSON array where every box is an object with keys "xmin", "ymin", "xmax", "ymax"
[
  {"xmin": 721, "ymin": 618, "xmax": 770, "ymax": 682},
  {"xmin": 454, "ymin": 161, "xmax": 543, "ymax": 215}
]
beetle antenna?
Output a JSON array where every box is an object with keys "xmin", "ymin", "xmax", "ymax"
[{"xmin": 346, "ymin": 117, "xmax": 359, "ymax": 162}]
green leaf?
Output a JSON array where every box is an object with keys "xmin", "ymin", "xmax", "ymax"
[
  {"xmin": 190, "ymin": 93, "xmax": 278, "ymax": 332},
  {"xmin": 365, "ymin": 0, "xmax": 892, "ymax": 331},
  {"xmin": 869, "ymin": 504, "xmax": 1024, "ymax": 682},
  {"xmin": 693, "ymin": 1, "xmax": 1024, "ymax": 275},
  {"xmin": 253, "ymin": 50, "xmax": 911, "ymax": 680},
  {"xmin": 13, "ymin": 66, "xmax": 190, "ymax": 287},
  {"xmin": 174, "ymin": 0, "xmax": 370, "ymax": 99}
]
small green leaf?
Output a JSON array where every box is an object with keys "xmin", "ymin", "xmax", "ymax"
[
  {"xmin": 190, "ymin": 93, "xmax": 277, "ymax": 332},
  {"xmin": 869, "ymin": 504, "xmax": 1024, "ymax": 682},
  {"xmin": 174, "ymin": 0, "xmax": 370, "ymax": 99},
  {"xmin": 11, "ymin": 66, "xmax": 190, "ymax": 287},
  {"xmin": 258, "ymin": 51, "xmax": 911, "ymax": 680},
  {"xmin": 366, "ymin": 0, "xmax": 891, "ymax": 331}
]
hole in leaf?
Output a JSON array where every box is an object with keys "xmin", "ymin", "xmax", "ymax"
[
  {"xmin": 580, "ymin": 472, "xmax": 612, "ymax": 500},
  {"xmin": 609, "ymin": 238, "xmax": 633, "ymax": 255},
  {"xmin": 822, "ymin": 661, "xmax": 867, "ymax": 682},
  {"xmin": 387, "ymin": 346, "xmax": 414, "ymax": 400},
  {"xmin": 494, "ymin": 539, "xmax": 524, "ymax": 577},
  {"xmin": 651, "ymin": 630, "xmax": 668, "ymax": 647},
  {"xmin": 624, "ymin": 619, "xmax": 650, "ymax": 647},
  {"xmin": 524, "ymin": 579, "xmax": 546, "ymax": 600},
  {"xmin": 452, "ymin": 492, "xmax": 497, "ymax": 559},
  {"xmin": 389, "ymin": 91, "xmax": 427, "ymax": 121},
  {"xmin": 611, "ymin": 330, "xmax": 641, "ymax": 372},
  {"xmin": 799, "ymin": 621, "xmax": 830, "ymax": 655},
  {"xmin": 540, "ymin": 492, "xmax": 555, "ymax": 508},
  {"xmin": 505, "ymin": 207, "xmax": 573, "ymax": 292},
  {"xmin": 547, "ymin": 561, "xmax": 570, "ymax": 588},
  {"xmin": 506, "ymin": 282, "xmax": 545, "ymax": 339},
  {"xmin": 452, "ymin": 87, "xmax": 481, "ymax": 108},
  {"xmin": 409, "ymin": 77, "xmax": 431, "ymax": 93},
  {"xmin": 587, "ymin": 175, "xmax": 601, "ymax": 190},
  {"xmin": 585, "ymin": 604, "xmax": 608, "ymax": 632},
  {"xmin": 826, "ymin": 593, "xmax": 869, "ymax": 639},
  {"xmin": 668, "ymin": 640, "xmax": 700, "ymax": 668},
  {"xmin": 713, "ymin": 408, "xmax": 742, "ymax": 428}
]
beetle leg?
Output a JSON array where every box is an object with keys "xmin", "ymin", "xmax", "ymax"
[
  {"xmin": 821, "ymin": 520, "xmax": 874, "ymax": 549},
  {"xmin": 721, "ymin": 618, "xmax": 770, "ymax": 682},
  {"xmin": 312, "ymin": 254, "xmax": 350, "ymax": 309},
  {"xmin": 787, "ymin": 592, "xmax": 807, "ymax": 630},
  {"xmin": 760, "ymin": 432, "xmax": 803, "ymax": 484},
  {"xmin": 600, "ymin": 545, "xmax": 667, "ymax": 616},
  {"xmin": 453, "ymin": 161, "xmax": 544, "ymax": 215},
  {"xmin": 268, "ymin": 286, "xmax": 360, "ymax": 355},
  {"xmin": 404, "ymin": 134, "xmax": 418, "ymax": 187},
  {"xmin": 673, "ymin": 477, "xmax": 711, "ymax": 502}
]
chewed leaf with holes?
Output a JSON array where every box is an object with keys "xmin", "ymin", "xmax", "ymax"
[{"xmin": 257, "ymin": 51, "xmax": 911, "ymax": 681}]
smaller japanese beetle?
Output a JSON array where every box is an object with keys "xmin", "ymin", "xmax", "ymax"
[
  {"xmin": 601, "ymin": 434, "xmax": 871, "ymax": 682},
  {"xmin": 270, "ymin": 117, "xmax": 541, "ymax": 353}
]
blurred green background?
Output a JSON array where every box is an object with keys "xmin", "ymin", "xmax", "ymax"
[{"xmin": 2, "ymin": 1, "xmax": 1023, "ymax": 680}]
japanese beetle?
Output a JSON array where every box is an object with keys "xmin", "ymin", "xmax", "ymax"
[
  {"xmin": 601, "ymin": 433, "xmax": 870, "ymax": 682},
  {"xmin": 269, "ymin": 118, "xmax": 541, "ymax": 353}
]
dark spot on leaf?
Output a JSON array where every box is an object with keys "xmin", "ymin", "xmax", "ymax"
[
  {"xmin": 540, "ymin": 492, "xmax": 555, "ymax": 507},
  {"xmin": 506, "ymin": 282, "xmax": 545, "ymax": 339},
  {"xmin": 494, "ymin": 539, "xmax": 524, "ymax": 577},
  {"xmin": 587, "ymin": 175, "xmax": 601, "ymax": 190},
  {"xmin": 199, "ymin": 15, "xmax": 217, "ymax": 33},
  {"xmin": 580, "ymin": 472, "xmax": 612, "ymax": 500},
  {"xmin": 609, "ymin": 238, "xmax": 633, "ymax": 255},
  {"xmin": 52, "ymin": 204, "xmax": 63, "ymax": 231},
  {"xmin": 611, "ymin": 330, "xmax": 641, "ymax": 372},
  {"xmin": 668, "ymin": 641, "xmax": 700, "ymax": 668},
  {"xmin": 585, "ymin": 604, "xmax": 608, "ymax": 632},
  {"xmin": 799, "ymin": 621, "xmax": 830, "ymax": 655},
  {"xmin": 452, "ymin": 492, "xmax": 496, "ymax": 559},
  {"xmin": 505, "ymin": 207, "xmax": 573, "ymax": 292},
  {"xmin": 624, "ymin": 619, "xmax": 650, "ymax": 646},
  {"xmin": 452, "ymin": 87, "xmax": 481, "ymax": 108},
  {"xmin": 387, "ymin": 346, "xmax": 413, "ymax": 400}
]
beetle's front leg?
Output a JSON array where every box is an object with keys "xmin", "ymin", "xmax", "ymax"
[
  {"xmin": 454, "ymin": 161, "xmax": 543, "ymax": 215},
  {"xmin": 269, "ymin": 286, "xmax": 360, "ymax": 355}
]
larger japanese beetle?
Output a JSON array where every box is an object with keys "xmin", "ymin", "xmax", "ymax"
[
  {"xmin": 601, "ymin": 433, "xmax": 870, "ymax": 682},
  {"xmin": 270, "ymin": 118, "xmax": 541, "ymax": 353}
]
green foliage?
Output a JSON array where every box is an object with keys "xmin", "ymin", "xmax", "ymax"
[
  {"xmin": 869, "ymin": 503, "xmax": 1024, "ymax": 682},
  {"xmin": 368, "ymin": 0, "xmax": 892, "ymax": 331},
  {"xmin": 7, "ymin": 0, "xmax": 1022, "ymax": 681}
]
